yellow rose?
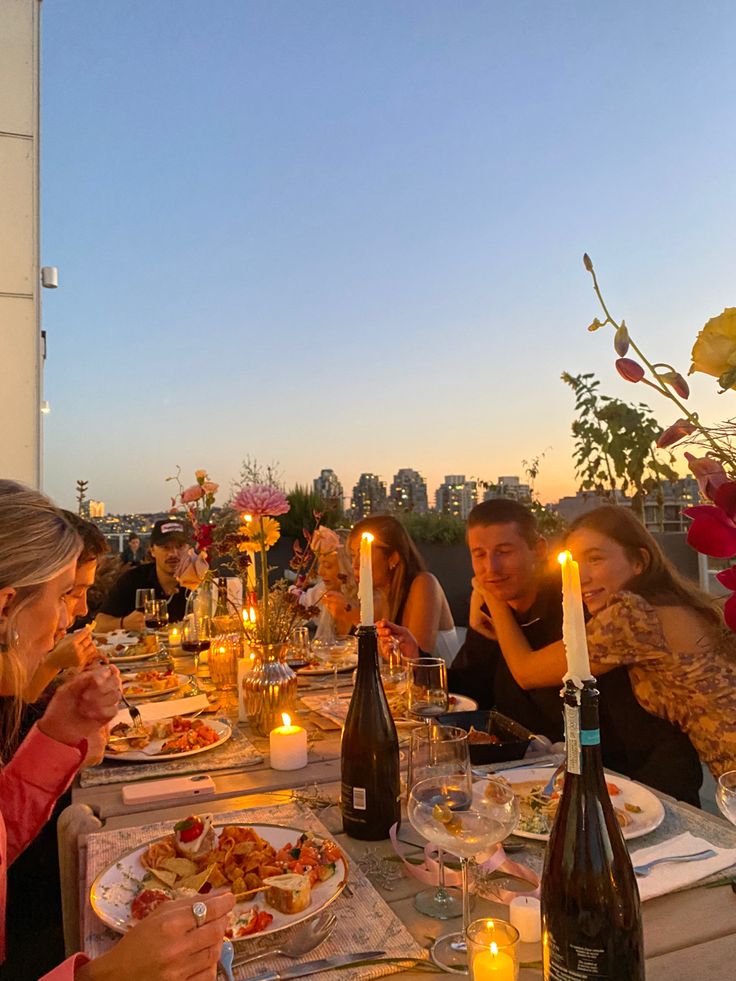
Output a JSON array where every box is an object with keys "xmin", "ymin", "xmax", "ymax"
[{"xmin": 690, "ymin": 308, "xmax": 736, "ymax": 389}]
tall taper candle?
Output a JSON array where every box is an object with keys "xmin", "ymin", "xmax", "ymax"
[
  {"xmin": 558, "ymin": 550, "xmax": 592, "ymax": 682},
  {"xmin": 359, "ymin": 532, "xmax": 374, "ymax": 625}
]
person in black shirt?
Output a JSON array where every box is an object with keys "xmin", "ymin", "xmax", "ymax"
[
  {"xmin": 381, "ymin": 499, "xmax": 703, "ymax": 806},
  {"xmin": 96, "ymin": 518, "xmax": 191, "ymax": 630}
]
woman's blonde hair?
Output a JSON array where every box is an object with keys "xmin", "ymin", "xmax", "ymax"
[{"xmin": 0, "ymin": 480, "xmax": 81, "ymax": 699}]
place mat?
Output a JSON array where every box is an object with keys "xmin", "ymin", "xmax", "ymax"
[
  {"xmin": 79, "ymin": 724, "xmax": 264, "ymax": 787},
  {"xmin": 82, "ymin": 802, "xmax": 426, "ymax": 981}
]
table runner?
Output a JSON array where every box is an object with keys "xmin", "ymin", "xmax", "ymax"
[
  {"xmin": 82, "ymin": 802, "xmax": 426, "ymax": 981},
  {"xmin": 80, "ymin": 724, "xmax": 264, "ymax": 787}
]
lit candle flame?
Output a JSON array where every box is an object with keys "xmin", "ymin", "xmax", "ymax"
[
  {"xmin": 249, "ymin": 606, "xmax": 256, "ymax": 623},
  {"xmin": 362, "ymin": 532, "xmax": 374, "ymax": 543},
  {"xmin": 558, "ymin": 549, "xmax": 571, "ymax": 565},
  {"xmin": 490, "ymin": 942, "xmax": 499, "ymax": 956},
  {"xmin": 281, "ymin": 712, "xmax": 291, "ymax": 727}
]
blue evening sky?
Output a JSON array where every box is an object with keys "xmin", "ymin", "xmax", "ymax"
[{"xmin": 40, "ymin": 0, "xmax": 736, "ymax": 513}]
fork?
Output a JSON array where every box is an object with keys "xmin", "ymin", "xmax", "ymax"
[
  {"xmin": 633, "ymin": 848, "xmax": 717, "ymax": 877},
  {"xmin": 232, "ymin": 911, "xmax": 336, "ymax": 969},
  {"xmin": 120, "ymin": 692, "xmax": 145, "ymax": 732}
]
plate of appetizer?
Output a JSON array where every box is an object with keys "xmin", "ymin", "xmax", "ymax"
[
  {"xmin": 296, "ymin": 655, "xmax": 358, "ymax": 677},
  {"xmin": 90, "ymin": 817, "xmax": 348, "ymax": 940},
  {"xmin": 496, "ymin": 765, "xmax": 665, "ymax": 841},
  {"xmin": 120, "ymin": 671, "xmax": 191, "ymax": 701},
  {"xmin": 104, "ymin": 716, "xmax": 231, "ymax": 761}
]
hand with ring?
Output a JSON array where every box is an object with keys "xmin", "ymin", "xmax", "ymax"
[{"xmin": 75, "ymin": 890, "xmax": 235, "ymax": 981}]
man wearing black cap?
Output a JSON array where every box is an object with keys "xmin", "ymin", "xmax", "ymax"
[{"xmin": 96, "ymin": 518, "xmax": 191, "ymax": 632}]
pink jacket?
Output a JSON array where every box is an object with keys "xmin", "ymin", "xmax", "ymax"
[{"xmin": 1, "ymin": 724, "xmax": 89, "ymax": 979}]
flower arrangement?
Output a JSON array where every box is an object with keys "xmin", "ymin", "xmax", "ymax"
[
  {"xmin": 583, "ymin": 254, "xmax": 736, "ymax": 627},
  {"xmin": 167, "ymin": 466, "xmax": 220, "ymax": 557}
]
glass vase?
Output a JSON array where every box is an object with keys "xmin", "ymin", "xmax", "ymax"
[{"xmin": 244, "ymin": 642, "xmax": 297, "ymax": 735}]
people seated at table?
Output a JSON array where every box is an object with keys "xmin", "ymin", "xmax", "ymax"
[
  {"xmin": 0, "ymin": 480, "xmax": 234, "ymax": 980},
  {"xmin": 306, "ymin": 526, "xmax": 358, "ymax": 641},
  {"xmin": 96, "ymin": 517, "xmax": 191, "ymax": 632},
  {"xmin": 480, "ymin": 505, "xmax": 736, "ymax": 781},
  {"xmin": 120, "ymin": 532, "xmax": 144, "ymax": 567},
  {"xmin": 325, "ymin": 515, "xmax": 458, "ymax": 660},
  {"xmin": 378, "ymin": 499, "xmax": 704, "ymax": 805}
]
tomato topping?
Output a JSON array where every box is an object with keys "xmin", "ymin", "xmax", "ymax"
[
  {"xmin": 175, "ymin": 816, "xmax": 205, "ymax": 842},
  {"xmin": 131, "ymin": 889, "xmax": 172, "ymax": 921},
  {"xmin": 606, "ymin": 782, "xmax": 621, "ymax": 796}
]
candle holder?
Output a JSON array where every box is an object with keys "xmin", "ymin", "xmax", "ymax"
[
  {"xmin": 243, "ymin": 642, "xmax": 297, "ymax": 735},
  {"xmin": 466, "ymin": 919, "xmax": 519, "ymax": 981},
  {"xmin": 209, "ymin": 632, "xmax": 242, "ymax": 720}
]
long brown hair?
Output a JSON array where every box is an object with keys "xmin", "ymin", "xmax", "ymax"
[
  {"xmin": 567, "ymin": 506, "xmax": 723, "ymax": 629},
  {"xmin": 348, "ymin": 515, "xmax": 426, "ymax": 622}
]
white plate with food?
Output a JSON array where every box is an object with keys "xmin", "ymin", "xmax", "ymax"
[
  {"xmin": 297, "ymin": 655, "xmax": 358, "ymax": 677},
  {"xmin": 120, "ymin": 672, "xmax": 191, "ymax": 701},
  {"xmin": 107, "ymin": 648, "xmax": 162, "ymax": 664},
  {"xmin": 104, "ymin": 717, "xmax": 231, "ymax": 762},
  {"xmin": 497, "ymin": 765, "xmax": 665, "ymax": 841},
  {"xmin": 90, "ymin": 820, "xmax": 348, "ymax": 940}
]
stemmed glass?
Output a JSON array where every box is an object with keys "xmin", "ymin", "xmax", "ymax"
[
  {"xmin": 409, "ymin": 725, "xmax": 470, "ymax": 921},
  {"xmin": 181, "ymin": 612, "xmax": 212, "ymax": 675},
  {"xmin": 406, "ymin": 657, "xmax": 449, "ymax": 726},
  {"xmin": 143, "ymin": 597, "xmax": 169, "ymax": 631},
  {"xmin": 311, "ymin": 637, "xmax": 357, "ymax": 710},
  {"xmin": 408, "ymin": 773, "xmax": 519, "ymax": 973},
  {"xmin": 716, "ymin": 770, "xmax": 736, "ymax": 825},
  {"xmin": 135, "ymin": 588, "xmax": 156, "ymax": 616}
]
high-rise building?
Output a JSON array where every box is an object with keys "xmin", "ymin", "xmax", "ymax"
[
  {"xmin": 483, "ymin": 475, "xmax": 531, "ymax": 503},
  {"xmin": 313, "ymin": 468, "xmax": 344, "ymax": 511},
  {"xmin": 435, "ymin": 475, "xmax": 478, "ymax": 520},
  {"xmin": 81, "ymin": 499, "xmax": 106, "ymax": 518},
  {"xmin": 390, "ymin": 468, "xmax": 428, "ymax": 513},
  {"xmin": 351, "ymin": 473, "xmax": 388, "ymax": 521}
]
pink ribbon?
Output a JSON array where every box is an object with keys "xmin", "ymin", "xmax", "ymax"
[{"xmin": 389, "ymin": 823, "xmax": 540, "ymax": 903}]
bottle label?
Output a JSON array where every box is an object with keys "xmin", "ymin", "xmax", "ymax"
[
  {"xmin": 564, "ymin": 703, "xmax": 581, "ymax": 775},
  {"xmin": 546, "ymin": 934, "xmax": 608, "ymax": 978},
  {"xmin": 352, "ymin": 787, "xmax": 367, "ymax": 811},
  {"xmin": 580, "ymin": 728, "xmax": 600, "ymax": 746}
]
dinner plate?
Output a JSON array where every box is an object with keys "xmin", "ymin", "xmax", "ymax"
[
  {"xmin": 90, "ymin": 822, "xmax": 348, "ymax": 937},
  {"xmin": 120, "ymin": 673, "xmax": 191, "ymax": 701},
  {"xmin": 103, "ymin": 717, "xmax": 232, "ymax": 762},
  {"xmin": 497, "ymin": 765, "xmax": 665, "ymax": 842},
  {"xmin": 448, "ymin": 694, "xmax": 478, "ymax": 713},
  {"xmin": 106, "ymin": 648, "xmax": 162, "ymax": 664},
  {"xmin": 297, "ymin": 654, "xmax": 358, "ymax": 677}
]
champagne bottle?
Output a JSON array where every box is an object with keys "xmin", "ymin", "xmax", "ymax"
[
  {"xmin": 340, "ymin": 625, "xmax": 400, "ymax": 840},
  {"xmin": 541, "ymin": 680, "xmax": 644, "ymax": 980}
]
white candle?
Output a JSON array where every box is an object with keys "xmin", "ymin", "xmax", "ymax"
[
  {"xmin": 509, "ymin": 896, "xmax": 541, "ymax": 944},
  {"xmin": 358, "ymin": 532, "xmax": 374, "ymax": 625},
  {"xmin": 269, "ymin": 712, "xmax": 308, "ymax": 770},
  {"xmin": 558, "ymin": 550, "xmax": 592, "ymax": 682},
  {"xmin": 237, "ymin": 649, "xmax": 255, "ymax": 723}
]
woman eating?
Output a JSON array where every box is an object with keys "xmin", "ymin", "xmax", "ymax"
[
  {"xmin": 0, "ymin": 480, "xmax": 233, "ymax": 980},
  {"xmin": 479, "ymin": 505, "xmax": 736, "ymax": 778},
  {"xmin": 323, "ymin": 515, "xmax": 458, "ymax": 660}
]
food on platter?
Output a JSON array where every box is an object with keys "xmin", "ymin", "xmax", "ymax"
[
  {"xmin": 107, "ymin": 716, "xmax": 220, "ymax": 755},
  {"xmin": 121, "ymin": 669, "xmax": 179, "ymax": 696},
  {"xmin": 466, "ymin": 727, "xmax": 503, "ymax": 745},
  {"xmin": 132, "ymin": 819, "xmax": 343, "ymax": 938},
  {"xmin": 513, "ymin": 778, "xmax": 631, "ymax": 836}
]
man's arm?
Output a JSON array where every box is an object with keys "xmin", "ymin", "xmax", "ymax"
[
  {"xmin": 95, "ymin": 610, "xmax": 144, "ymax": 632},
  {"xmin": 96, "ymin": 568, "xmax": 146, "ymax": 632}
]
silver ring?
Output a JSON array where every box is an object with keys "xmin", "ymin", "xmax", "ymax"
[{"xmin": 192, "ymin": 900, "xmax": 207, "ymax": 927}]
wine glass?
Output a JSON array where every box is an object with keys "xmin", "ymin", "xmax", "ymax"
[
  {"xmin": 409, "ymin": 725, "xmax": 470, "ymax": 921},
  {"xmin": 408, "ymin": 773, "xmax": 519, "ymax": 973},
  {"xmin": 406, "ymin": 657, "xmax": 449, "ymax": 727},
  {"xmin": 135, "ymin": 588, "xmax": 156, "ymax": 615},
  {"xmin": 143, "ymin": 597, "xmax": 169, "ymax": 631},
  {"xmin": 181, "ymin": 612, "xmax": 212, "ymax": 675},
  {"xmin": 716, "ymin": 770, "xmax": 736, "ymax": 825},
  {"xmin": 311, "ymin": 636, "xmax": 357, "ymax": 710}
]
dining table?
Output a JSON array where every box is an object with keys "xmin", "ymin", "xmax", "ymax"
[{"xmin": 63, "ymin": 653, "xmax": 736, "ymax": 980}]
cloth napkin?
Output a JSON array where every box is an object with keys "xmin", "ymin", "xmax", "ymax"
[
  {"xmin": 111, "ymin": 693, "xmax": 210, "ymax": 727},
  {"xmin": 631, "ymin": 831, "xmax": 736, "ymax": 901}
]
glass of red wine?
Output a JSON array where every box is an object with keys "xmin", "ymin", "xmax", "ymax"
[
  {"xmin": 135, "ymin": 588, "xmax": 156, "ymax": 614},
  {"xmin": 143, "ymin": 597, "xmax": 169, "ymax": 631},
  {"xmin": 181, "ymin": 612, "xmax": 212, "ymax": 674}
]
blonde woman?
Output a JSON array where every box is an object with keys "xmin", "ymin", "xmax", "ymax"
[{"xmin": 0, "ymin": 481, "xmax": 233, "ymax": 979}]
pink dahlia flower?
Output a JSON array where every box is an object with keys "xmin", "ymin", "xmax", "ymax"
[{"xmin": 232, "ymin": 483, "xmax": 290, "ymax": 517}]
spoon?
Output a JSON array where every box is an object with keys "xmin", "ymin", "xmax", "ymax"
[
  {"xmin": 633, "ymin": 848, "xmax": 717, "ymax": 877},
  {"xmin": 218, "ymin": 939, "xmax": 234, "ymax": 981},
  {"xmin": 232, "ymin": 911, "xmax": 336, "ymax": 969}
]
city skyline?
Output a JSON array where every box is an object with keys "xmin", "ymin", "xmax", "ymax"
[{"xmin": 38, "ymin": 2, "xmax": 736, "ymax": 514}]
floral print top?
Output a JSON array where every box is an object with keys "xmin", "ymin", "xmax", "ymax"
[{"xmin": 586, "ymin": 590, "xmax": 736, "ymax": 778}]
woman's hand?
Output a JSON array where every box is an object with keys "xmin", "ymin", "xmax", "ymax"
[
  {"xmin": 37, "ymin": 664, "xmax": 121, "ymax": 747},
  {"xmin": 376, "ymin": 619, "xmax": 419, "ymax": 660},
  {"xmin": 76, "ymin": 890, "xmax": 236, "ymax": 981},
  {"xmin": 321, "ymin": 590, "xmax": 360, "ymax": 634},
  {"xmin": 47, "ymin": 626, "xmax": 98, "ymax": 671}
]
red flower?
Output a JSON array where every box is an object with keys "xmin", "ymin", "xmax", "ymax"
[
  {"xmin": 716, "ymin": 567, "xmax": 736, "ymax": 631},
  {"xmin": 656, "ymin": 419, "xmax": 696, "ymax": 449},
  {"xmin": 615, "ymin": 357, "xmax": 645, "ymax": 383},
  {"xmin": 685, "ymin": 452, "xmax": 730, "ymax": 501},
  {"xmin": 683, "ymin": 504, "xmax": 736, "ymax": 558},
  {"xmin": 196, "ymin": 523, "xmax": 214, "ymax": 552}
]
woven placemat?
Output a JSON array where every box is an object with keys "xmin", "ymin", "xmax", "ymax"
[
  {"xmin": 79, "ymin": 724, "xmax": 264, "ymax": 787},
  {"xmin": 82, "ymin": 802, "xmax": 426, "ymax": 980}
]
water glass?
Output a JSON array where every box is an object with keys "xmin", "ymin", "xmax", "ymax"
[
  {"xmin": 716, "ymin": 770, "xmax": 736, "ymax": 825},
  {"xmin": 406, "ymin": 657, "xmax": 449, "ymax": 725}
]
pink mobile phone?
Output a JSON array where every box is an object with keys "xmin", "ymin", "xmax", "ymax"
[{"xmin": 122, "ymin": 774, "xmax": 216, "ymax": 806}]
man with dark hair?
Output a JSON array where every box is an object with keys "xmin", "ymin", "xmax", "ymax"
[
  {"xmin": 96, "ymin": 517, "xmax": 191, "ymax": 631},
  {"xmin": 384, "ymin": 499, "xmax": 704, "ymax": 805}
]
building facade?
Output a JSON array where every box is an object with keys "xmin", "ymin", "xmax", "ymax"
[
  {"xmin": 390, "ymin": 468, "xmax": 429, "ymax": 513},
  {"xmin": 351, "ymin": 473, "xmax": 388, "ymax": 521},
  {"xmin": 435, "ymin": 475, "xmax": 478, "ymax": 520},
  {"xmin": 313, "ymin": 468, "xmax": 344, "ymax": 511}
]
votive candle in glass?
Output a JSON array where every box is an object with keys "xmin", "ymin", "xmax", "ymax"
[{"xmin": 466, "ymin": 918, "xmax": 519, "ymax": 981}]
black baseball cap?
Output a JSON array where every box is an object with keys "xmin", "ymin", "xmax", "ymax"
[{"xmin": 150, "ymin": 518, "xmax": 190, "ymax": 545}]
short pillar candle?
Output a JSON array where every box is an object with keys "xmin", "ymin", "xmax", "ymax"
[
  {"xmin": 269, "ymin": 713, "xmax": 308, "ymax": 770},
  {"xmin": 509, "ymin": 895, "xmax": 541, "ymax": 943}
]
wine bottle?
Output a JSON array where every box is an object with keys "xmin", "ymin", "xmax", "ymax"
[
  {"xmin": 213, "ymin": 576, "xmax": 235, "ymax": 632},
  {"xmin": 340, "ymin": 625, "xmax": 400, "ymax": 840},
  {"xmin": 541, "ymin": 680, "xmax": 644, "ymax": 980}
]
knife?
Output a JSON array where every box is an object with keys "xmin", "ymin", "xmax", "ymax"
[{"xmin": 242, "ymin": 951, "xmax": 388, "ymax": 981}]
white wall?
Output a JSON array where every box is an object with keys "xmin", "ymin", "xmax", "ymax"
[{"xmin": 0, "ymin": 0, "xmax": 41, "ymax": 486}]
